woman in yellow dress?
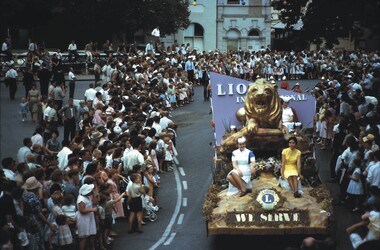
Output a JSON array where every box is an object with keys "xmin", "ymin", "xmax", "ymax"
[{"xmin": 281, "ymin": 136, "xmax": 303, "ymax": 198}]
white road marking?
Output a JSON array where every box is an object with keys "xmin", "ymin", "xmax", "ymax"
[
  {"xmin": 177, "ymin": 214, "xmax": 184, "ymax": 225},
  {"xmin": 163, "ymin": 232, "xmax": 177, "ymax": 246},
  {"xmin": 179, "ymin": 167, "xmax": 186, "ymax": 176},
  {"xmin": 149, "ymin": 165, "xmax": 182, "ymax": 250},
  {"xmin": 182, "ymin": 197, "xmax": 187, "ymax": 207},
  {"xmin": 182, "ymin": 180, "xmax": 188, "ymax": 190}
]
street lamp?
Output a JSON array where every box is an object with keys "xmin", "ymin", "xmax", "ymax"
[{"xmin": 193, "ymin": 0, "xmax": 197, "ymax": 7}]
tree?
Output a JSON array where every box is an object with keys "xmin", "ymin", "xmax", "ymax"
[
  {"xmin": 54, "ymin": 0, "xmax": 191, "ymax": 42},
  {"xmin": 1, "ymin": 0, "xmax": 190, "ymax": 44},
  {"xmin": 271, "ymin": 0, "xmax": 380, "ymax": 49},
  {"xmin": 0, "ymin": 0, "xmax": 53, "ymax": 30}
]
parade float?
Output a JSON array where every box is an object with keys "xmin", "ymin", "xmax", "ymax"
[{"xmin": 203, "ymin": 73, "xmax": 333, "ymax": 236}]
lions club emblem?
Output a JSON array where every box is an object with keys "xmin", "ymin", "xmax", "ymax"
[{"xmin": 256, "ymin": 189, "xmax": 280, "ymax": 210}]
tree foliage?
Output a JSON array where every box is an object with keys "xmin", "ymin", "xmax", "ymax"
[
  {"xmin": 1, "ymin": 0, "xmax": 190, "ymax": 41},
  {"xmin": 0, "ymin": 0, "xmax": 52, "ymax": 29},
  {"xmin": 271, "ymin": 0, "xmax": 380, "ymax": 48}
]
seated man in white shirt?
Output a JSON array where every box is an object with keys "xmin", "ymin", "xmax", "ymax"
[
  {"xmin": 281, "ymin": 96, "xmax": 294, "ymax": 133},
  {"xmin": 68, "ymin": 40, "xmax": 78, "ymax": 62}
]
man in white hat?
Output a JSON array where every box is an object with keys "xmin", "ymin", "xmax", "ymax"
[
  {"xmin": 226, "ymin": 137, "xmax": 257, "ymax": 197},
  {"xmin": 185, "ymin": 55, "xmax": 195, "ymax": 84}
]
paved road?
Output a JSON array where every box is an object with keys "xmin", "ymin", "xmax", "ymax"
[
  {"xmin": 0, "ymin": 74, "xmax": 96, "ymax": 160},
  {"xmin": 0, "ymin": 77, "xmax": 358, "ymax": 249},
  {"xmin": 110, "ymin": 80, "xmax": 358, "ymax": 250}
]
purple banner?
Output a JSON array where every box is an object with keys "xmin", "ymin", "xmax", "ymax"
[{"xmin": 210, "ymin": 73, "xmax": 316, "ymax": 146}]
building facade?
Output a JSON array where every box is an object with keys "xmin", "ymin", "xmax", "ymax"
[{"xmin": 163, "ymin": 0, "xmax": 272, "ymax": 53}]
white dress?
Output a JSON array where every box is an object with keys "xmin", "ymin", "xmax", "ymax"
[
  {"xmin": 226, "ymin": 148, "xmax": 255, "ymax": 196},
  {"xmin": 76, "ymin": 195, "xmax": 97, "ymax": 238},
  {"xmin": 346, "ymin": 168, "xmax": 364, "ymax": 195}
]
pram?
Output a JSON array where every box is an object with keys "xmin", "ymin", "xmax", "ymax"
[
  {"xmin": 122, "ymin": 178, "xmax": 158, "ymax": 222},
  {"xmin": 144, "ymin": 205, "xmax": 158, "ymax": 222}
]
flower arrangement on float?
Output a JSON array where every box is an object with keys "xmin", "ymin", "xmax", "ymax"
[{"xmin": 255, "ymin": 157, "xmax": 282, "ymax": 178}]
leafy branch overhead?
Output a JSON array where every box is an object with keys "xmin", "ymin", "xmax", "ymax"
[
  {"xmin": 271, "ymin": 0, "xmax": 380, "ymax": 48},
  {"xmin": 1, "ymin": 0, "xmax": 190, "ymax": 39}
]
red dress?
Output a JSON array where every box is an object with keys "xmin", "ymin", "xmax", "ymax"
[{"xmin": 280, "ymin": 81, "xmax": 290, "ymax": 90}]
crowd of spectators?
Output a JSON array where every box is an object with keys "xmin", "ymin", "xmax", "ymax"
[{"xmin": 2, "ymin": 36, "xmax": 380, "ymax": 249}]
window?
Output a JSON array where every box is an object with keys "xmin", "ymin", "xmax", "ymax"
[
  {"xmin": 184, "ymin": 23, "xmax": 204, "ymax": 37},
  {"xmin": 227, "ymin": 0, "xmax": 240, "ymax": 4},
  {"xmin": 248, "ymin": 29, "xmax": 260, "ymax": 37}
]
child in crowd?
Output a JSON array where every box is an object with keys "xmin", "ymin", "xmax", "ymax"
[
  {"xmin": 142, "ymin": 186, "xmax": 159, "ymax": 212},
  {"xmin": 61, "ymin": 194, "xmax": 77, "ymax": 245},
  {"xmin": 49, "ymin": 214, "xmax": 73, "ymax": 250},
  {"xmin": 19, "ymin": 97, "xmax": 28, "ymax": 122},
  {"xmin": 99, "ymin": 190, "xmax": 128, "ymax": 246},
  {"xmin": 62, "ymin": 194, "xmax": 77, "ymax": 220},
  {"xmin": 152, "ymin": 167, "xmax": 161, "ymax": 206},
  {"xmin": 96, "ymin": 191, "xmax": 106, "ymax": 249},
  {"xmin": 347, "ymin": 158, "xmax": 365, "ymax": 212},
  {"xmin": 14, "ymin": 215, "xmax": 30, "ymax": 249},
  {"xmin": 346, "ymin": 196, "xmax": 380, "ymax": 249},
  {"xmin": 163, "ymin": 136, "xmax": 174, "ymax": 172}
]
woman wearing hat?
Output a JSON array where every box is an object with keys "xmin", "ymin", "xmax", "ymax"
[
  {"xmin": 77, "ymin": 184, "xmax": 97, "ymax": 250},
  {"xmin": 22, "ymin": 176, "xmax": 56, "ymax": 250},
  {"xmin": 226, "ymin": 137, "xmax": 257, "ymax": 197}
]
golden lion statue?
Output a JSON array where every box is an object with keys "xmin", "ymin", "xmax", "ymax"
[
  {"xmin": 238, "ymin": 78, "xmax": 282, "ymax": 133},
  {"xmin": 221, "ymin": 78, "xmax": 283, "ymax": 147}
]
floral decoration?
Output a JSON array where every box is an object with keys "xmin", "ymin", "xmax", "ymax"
[{"xmin": 255, "ymin": 157, "xmax": 282, "ymax": 177}]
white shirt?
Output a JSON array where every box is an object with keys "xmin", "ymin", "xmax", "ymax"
[
  {"xmin": 145, "ymin": 43, "xmax": 154, "ymax": 52},
  {"xmin": 5, "ymin": 68, "xmax": 17, "ymax": 78},
  {"xmin": 151, "ymin": 28, "xmax": 160, "ymax": 37},
  {"xmin": 17, "ymin": 146, "xmax": 31, "ymax": 163},
  {"xmin": 31, "ymin": 133, "xmax": 44, "ymax": 147},
  {"xmin": 2, "ymin": 42, "xmax": 8, "ymax": 51},
  {"xmin": 84, "ymin": 88, "xmax": 97, "ymax": 101},
  {"xmin": 47, "ymin": 108, "xmax": 57, "ymax": 122},
  {"xmin": 3, "ymin": 169, "xmax": 16, "ymax": 181},
  {"xmin": 68, "ymin": 43, "xmax": 77, "ymax": 51},
  {"xmin": 57, "ymin": 147, "xmax": 73, "ymax": 170},
  {"xmin": 152, "ymin": 122, "xmax": 162, "ymax": 136},
  {"xmin": 124, "ymin": 149, "xmax": 144, "ymax": 172},
  {"xmin": 68, "ymin": 71, "xmax": 76, "ymax": 81},
  {"xmin": 44, "ymin": 106, "xmax": 52, "ymax": 120},
  {"xmin": 122, "ymin": 147, "xmax": 133, "ymax": 160},
  {"xmin": 341, "ymin": 148, "xmax": 358, "ymax": 171},
  {"xmin": 282, "ymin": 107, "xmax": 293, "ymax": 123},
  {"xmin": 367, "ymin": 162, "xmax": 380, "ymax": 188},
  {"xmin": 28, "ymin": 43, "xmax": 36, "ymax": 51},
  {"xmin": 159, "ymin": 116, "xmax": 172, "ymax": 130}
]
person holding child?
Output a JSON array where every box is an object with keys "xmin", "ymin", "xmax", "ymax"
[
  {"xmin": 98, "ymin": 189, "xmax": 128, "ymax": 248},
  {"xmin": 126, "ymin": 173, "xmax": 145, "ymax": 233}
]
